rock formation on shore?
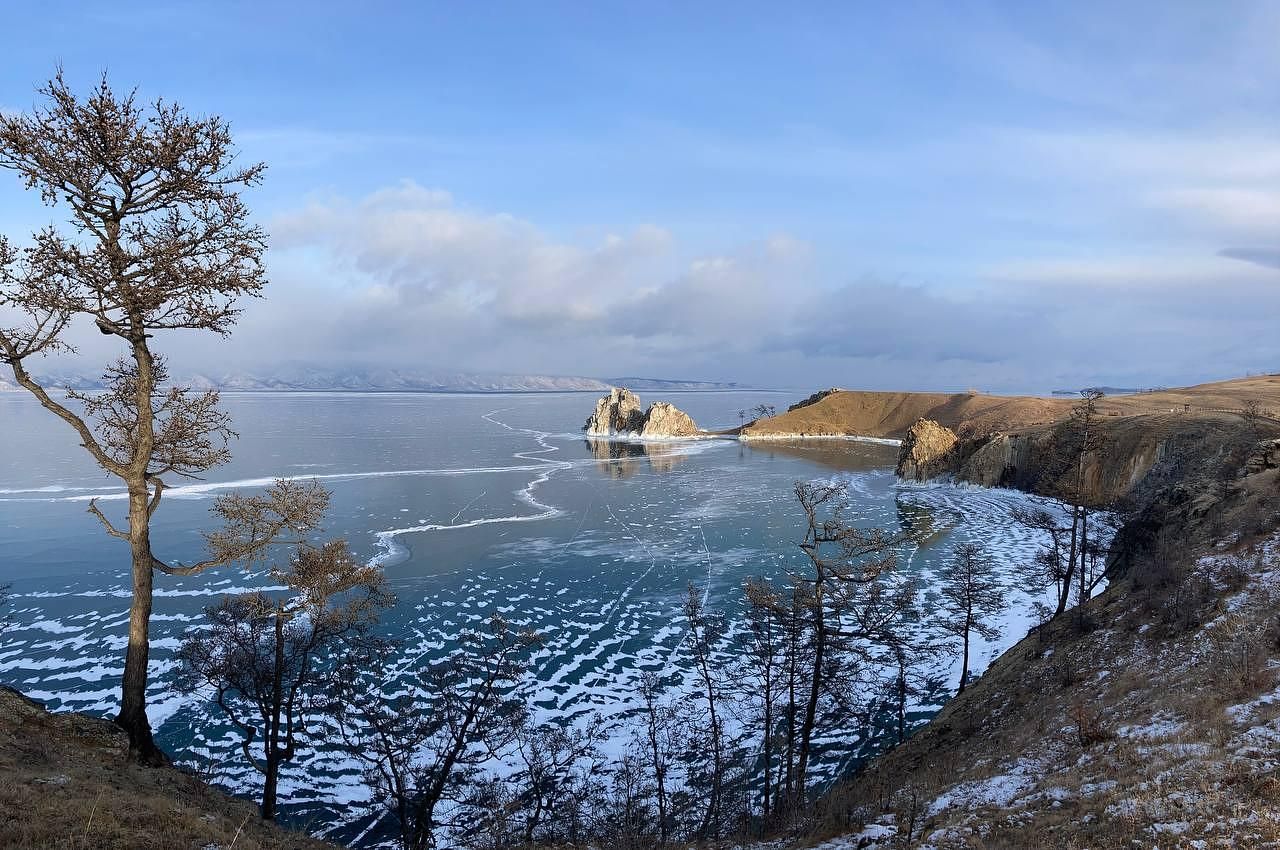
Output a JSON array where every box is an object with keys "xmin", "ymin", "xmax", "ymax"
[
  {"xmin": 584, "ymin": 388, "xmax": 647, "ymax": 435},
  {"xmin": 896, "ymin": 418, "xmax": 960, "ymax": 481},
  {"xmin": 583, "ymin": 389, "xmax": 700, "ymax": 437},
  {"xmin": 639, "ymin": 401, "xmax": 699, "ymax": 437}
]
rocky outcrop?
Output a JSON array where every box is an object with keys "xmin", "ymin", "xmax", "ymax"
[
  {"xmin": 787, "ymin": 387, "xmax": 842, "ymax": 413},
  {"xmin": 639, "ymin": 401, "xmax": 699, "ymax": 438},
  {"xmin": 896, "ymin": 419, "xmax": 960, "ymax": 481},
  {"xmin": 1245, "ymin": 438, "xmax": 1280, "ymax": 475},
  {"xmin": 583, "ymin": 389, "xmax": 700, "ymax": 437},
  {"xmin": 584, "ymin": 388, "xmax": 647, "ymax": 435}
]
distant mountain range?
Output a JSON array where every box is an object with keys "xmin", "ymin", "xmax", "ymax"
[{"xmin": 0, "ymin": 367, "xmax": 742, "ymax": 394}]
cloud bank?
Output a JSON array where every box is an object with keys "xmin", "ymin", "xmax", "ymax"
[{"xmin": 183, "ymin": 174, "xmax": 1279, "ymax": 394}]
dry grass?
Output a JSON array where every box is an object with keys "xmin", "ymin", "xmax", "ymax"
[
  {"xmin": 742, "ymin": 374, "xmax": 1280, "ymax": 441},
  {"xmin": 0, "ymin": 688, "xmax": 337, "ymax": 850}
]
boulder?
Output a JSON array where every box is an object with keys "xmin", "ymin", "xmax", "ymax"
[
  {"xmin": 639, "ymin": 402, "xmax": 699, "ymax": 438},
  {"xmin": 896, "ymin": 418, "xmax": 959, "ymax": 481},
  {"xmin": 584, "ymin": 387, "xmax": 646, "ymax": 435},
  {"xmin": 1245, "ymin": 438, "xmax": 1280, "ymax": 475}
]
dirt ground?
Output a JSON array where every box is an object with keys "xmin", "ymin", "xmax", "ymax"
[{"xmin": 0, "ymin": 687, "xmax": 336, "ymax": 850}]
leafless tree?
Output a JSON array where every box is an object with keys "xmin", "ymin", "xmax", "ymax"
[
  {"xmin": 740, "ymin": 576, "xmax": 787, "ymax": 822},
  {"xmin": 1011, "ymin": 506, "xmax": 1072, "ymax": 616},
  {"xmin": 635, "ymin": 670, "xmax": 679, "ymax": 844},
  {"xmin": 1054, "ymin": 390, "xmax": 1107, "ymax": 614},
  {"xmin": 933, "ymin": 543, "xmax": 1006, "ymax": 694},
  {"xmin": 176, "ymin": 537, "xmax": 393, "ymax": 820},
  {"xmin": 601, "ymin": 750, "xmax": 659, "ymax": 849},
  {"xmin": 0, "ymin": 72, "xmax": 307, "ymax": 763},
  {"xmin": 506, "ymin": 721, "xmax": 606, "ymax": 846},
  {"xmin": 335, "ymin": 615, "xmax": 541, "ymax": 850},
  {"xmin": 683, "ymin": 583, "xmax": 730, "ymax": 840},
  {"xmin": 879, "ymin": 632, "xmax": 943, "ymax": 747},
  {"xmin": 789, "ymin": 481, "xmax": 911, "ymax": 802}
]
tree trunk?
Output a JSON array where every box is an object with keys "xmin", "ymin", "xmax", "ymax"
[
  {"xmin": 795, "ymin": 575, "xmax": 825, "ymax": 800},
  {"xmin": 261, "ymin": 608, "xmax": 286, "ymax": 821},
  {"xmin": 958, "ymin": 629, "xmax": 970, "ymax": 694},
  {"xmin": 116, "ymin": 486, "xmax": 166, "ymax": 765},
  {"xmin": 1058, "ymin": 505, "xmax": 1080, "ymax": 616},
  {"xmin": 761, "ymin": 693, "xmax": 773, "ymax": 820},
  {"xmin": 262, "ymin": 752, "xmax": 279, "ymax": 821}
]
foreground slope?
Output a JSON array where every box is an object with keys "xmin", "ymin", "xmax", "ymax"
[
  {"xmin": 801, "ymin": 526, "xmax": 1280, "ymax": 847},
  {"xmin": 0, "ymin": 687, "xmax": 337, "ymax": 850}
]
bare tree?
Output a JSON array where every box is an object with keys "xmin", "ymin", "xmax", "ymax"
[
  {"xmin": 1011, "ymin": 506, "xmax": 1073, "ymax": 616},
  {"xmin": 789, "ymin": 481, "xmax": 909, "ymax": 801},
  {"xmin": 1054, "ymin": 390, "xmax": 1107, "ymax": 615},
  {"xmin": 740, "ymin": 576, "xmax": 786, "ymax": 823},
  {"xmin": 933, "ymin": 543, "xmax": 1006, "ymax": 694},
  {"xmin": 683, "ymin": 583, "xmax": 729, "ymax": 840},
  {"xmin": 335, "ymin": 615, "xmax": 541, "ymax": 850},
  {"xmin": 635, "ymin": 671, "xmax": 679, "ymax": 844},
  {"xmin": 506, "ymin": 721, "xmax": 606, "ymax": 846},
  {"xmin": 176, "ymin": 537, "xmax": 393, "ymax": 820},
  {"xmin": 0, "ymin": 72, "xmax": 305, "ymax": 762}
]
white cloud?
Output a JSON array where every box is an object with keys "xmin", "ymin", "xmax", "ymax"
[{"xmin": 1150, "ymin": 188, "xmax": 1280, "ymax": 238}]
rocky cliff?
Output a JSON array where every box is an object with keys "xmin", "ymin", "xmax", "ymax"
[
  {"xmin": 584, "ymin": 388, "xmax": 647, "ymax": 435},
  {"xmin": 896, "ymin": 419, "xmax": 960, "ymax": 481},
  {"xmin": 895, "ymin": 411, "xmax": 1280, "ymax": 512},
  {"xmin": 583, "ymin": 389, "xmax": 701, "ymax": 437},
  {"xmin": 639, "ymin": 401, "xmax": 699, "ymax": 437}
]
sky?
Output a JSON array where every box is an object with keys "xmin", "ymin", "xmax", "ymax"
[{"xmin": 2, "ymin": 1, "xmax": 1279, "ymax": 393}]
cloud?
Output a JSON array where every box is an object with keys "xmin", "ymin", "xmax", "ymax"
[
  {"xmin": 225, "ymin": 179, "xmax": 1280, "ymax": 392},
  {"xmin": 1219, "ymin": 247, "xmax": 1280, "ymax": 271}
]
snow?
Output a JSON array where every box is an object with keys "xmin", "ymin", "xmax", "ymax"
[
  {"xmin": 1115, "ymin": 716, "xmax": 1186, "ymax": 740},
  {"xmin": 926, "ymin": 758, "xmax": 1039, "ymax": 816}
]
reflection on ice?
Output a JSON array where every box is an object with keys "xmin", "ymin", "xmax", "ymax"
[{"xmin": 582, "ymin": 438, "xmax": 691, "ymax": 479}]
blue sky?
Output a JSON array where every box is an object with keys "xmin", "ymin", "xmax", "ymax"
[{"xmin": 2, "ymin": 1, "xmax": 1279, "ymax": 391}]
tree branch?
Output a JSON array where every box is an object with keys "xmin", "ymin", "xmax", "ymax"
[
  {"xmin": 86, "ymin": 499, "xmax": 130, "ymax": 540},
  {"xmin": 3, "ymin": 356, "xmax": 126, "ymax": 476}
]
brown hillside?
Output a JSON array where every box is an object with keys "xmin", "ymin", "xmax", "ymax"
[
  {"xmin": 741, "ymin": 375, "xmax": 1280, "ymax": 441},
  {"xmin": 742, "ymin": 390, "xmax": 1071, "ymax": 440}
]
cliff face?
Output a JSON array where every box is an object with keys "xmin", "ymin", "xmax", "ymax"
[
  {"xmin": 896, "ymin": 419, "xmax": 960, "ymax": 481},
  {"xmin": 584, "ymin": 388, "xmax": 647, "ymax": 435},
  {"xmin": 639, "ymin": 401, "xmax": 699, "ymax": 438},
  {"xmin": 583, "ymin": 389, "xmax": 700, "ymax": 437},
  {"xmin": 895, "ymin": 411, "xmax": 1280, "ymax": 511}
]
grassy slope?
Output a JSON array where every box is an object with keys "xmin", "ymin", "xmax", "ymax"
[
  {"xmin": 0, "ymin": 687, "xmax": 339, "ymax": 850},
  {"xmin": 740, "ymin": 375, "xmax": 1280, "ymax": 441}
]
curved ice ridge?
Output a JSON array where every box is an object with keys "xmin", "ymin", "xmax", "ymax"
[
  {"xmin": 368, "ymin": 411, "xmax": 573, "ymax": 568},
  {"xmin": 0, "ymin": 463, "xmax": 568, "ymax": 503}
]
